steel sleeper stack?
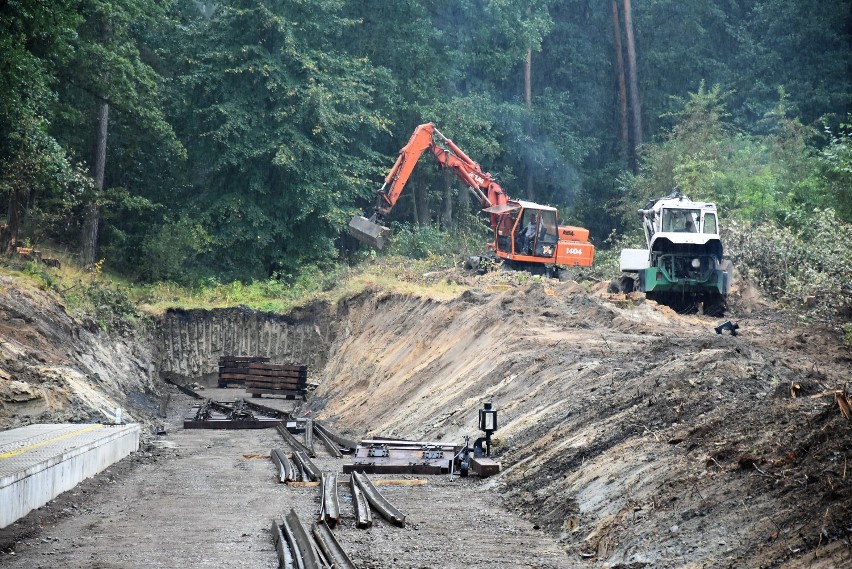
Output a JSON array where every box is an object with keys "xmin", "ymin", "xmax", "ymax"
[
  {"xmin": 244, "ymin": 362, "xmax": 308, "ymax": 400},
  {"xmin": 218, "ymin": 356, "xmax": 271, "ymax": 387}
]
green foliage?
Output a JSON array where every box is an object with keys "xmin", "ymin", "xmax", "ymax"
[
  {"xmin": 724, "ymin": 209, "xmax": 852, "ymax": 324},
  {"xmin": 2, "ymin": 0, "xmax": 852, "ymax": 298},
  {"xmin": 140, "ymin": 215, "xmax": 212, "ymax": 282},
  {"xmin": 172, "ymin": 0, "xmax": 391, "ymax": 279},
  {"xmin": 620, "ymin": 85, "xmax": 833, "ymax": 226},
  {"xmin": 385, "ymin": 223, "xmax": 454, "ymax": 260},
  {"xmin": 818, "ymin": 117, "xmax": 852, "ymax": 222},
  {"xmin": 21, "ymin": 261, "xmax": 57, "ymax": 291},
  {"xmin": 138, "ymin": 262, "xmax": 349, "ymax": 312},
  {"xmin": 590, "ymin": 229, "xmax": 646, "ymax": 281}
]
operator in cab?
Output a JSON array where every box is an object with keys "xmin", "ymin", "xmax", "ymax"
[{"xmin": 523, "ymin": 217, "xmax": 537, "ymax": 254}]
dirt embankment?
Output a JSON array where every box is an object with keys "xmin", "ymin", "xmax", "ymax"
[
  {"xmin": 1, "ymin": 269, "xmax": 850, "ymax": 568},
  {"xmin": 0, "ymin": 276, "xmax": 159, "ymax": 430},
  {"xmin": 312, "ymin": 278, "xmax": 852, "ymax": 568}
]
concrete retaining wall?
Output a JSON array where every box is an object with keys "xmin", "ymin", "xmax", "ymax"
[
  {"xmin": 158, "ymin": 306, "xmax": 336, "ymax": 378},
  {"xmin": 0, "ymin": 423, "xmax": 140, "ymax": 528}
]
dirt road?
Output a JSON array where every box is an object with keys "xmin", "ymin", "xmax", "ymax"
[{"xmin": 0, "ymin": 388, "xmax": 573, "ymax": 569}]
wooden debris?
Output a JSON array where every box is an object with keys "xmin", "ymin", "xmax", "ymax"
[{"xmin": 835, "ymin": 388, "xmax": 851, "ymax": 420}]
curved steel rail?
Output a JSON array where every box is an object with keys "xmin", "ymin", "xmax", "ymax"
[
  {"xmin": 292, "ymin": 451, "xmax": 321, "ymax": 482},
  {"xmin": 311, "ymin": 520, "xmax": 358, "ymax": 569},
  {"xmin": 313, "ymin": 425, "xmax": 343, "ymax": 458},
  {"xmin": 273, "ymin": 511, "xmax": 323, "ymax": 569},
  {"xmin": 314, "ymin": 422, "xmax": 357, "ymax": 452},
  {"xmin": 271, "ymin": 448, "xmax": 295, "ymax": 483},
  {"xmin": 319, "ymin": 472, "xmax": 340, "ymax": 526},
  {"xmin": 352, "ymin": 471, "xmax": 405, "ymax": 527},
  {"xmin": 349, "ymin": 473, "xmax": 372, "ymax": 529},
  {"xmin": 271, "ymin": 518, "xmax": 295, "ymax": 569},
  {"xmin": 277, "ymin": 423, "xmax": 315, "ymax": 458}
]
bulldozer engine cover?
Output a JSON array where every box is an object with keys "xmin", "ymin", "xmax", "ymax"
[{"xmin": 348, "ymin": 215, "xmax": 392, "ymax": 250}]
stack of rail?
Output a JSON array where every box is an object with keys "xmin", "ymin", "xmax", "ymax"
[
  {"xmin": 217, "ymin": 356, "xmax": 270, "ymax": 387},
  {"xmin": 244, "ymin": 362, "xmax": 308, "ymax": 399}
]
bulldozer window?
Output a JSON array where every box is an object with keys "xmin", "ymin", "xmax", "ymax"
[
  {"xmin": 703, "ymin": 213, "xmax": 717, "ymax": 234},
  {"xmin": 663, "ymin": 209, "xmax": 700, "ymax": 232}
]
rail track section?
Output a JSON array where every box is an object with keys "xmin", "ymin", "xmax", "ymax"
[
  {"xmin": 276, "ymin": 423, "xmax": 315, "ymax": 457},
  {"xmin": 318, "ymin": 472, "xmax": 340, "ymax": 526},
  {"xmin": 352, "ymin": 471, "xmax": 406, "ymax": 527},
  {"xmin": 349, "ymin": 473, "xmax": 372, "ymax": 529},
  {"xmin": 271, "ymin": 449, "xmax": 296, "ymax": 483},
  {"xmin": 272, "ymin": 510, "xmax": 358, "ymax": 569},
  {"xmin": 183, "ymin": 399, "xmax": 283, "ymax": 429}
]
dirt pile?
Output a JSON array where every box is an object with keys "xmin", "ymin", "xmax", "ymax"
[
  {"xmin": 312, "ymin": 276, "xmax": 851, "ymax": 568},
  {"xmin": 0, "ymin": 275, "xmax": 160, "ymax": 430}
]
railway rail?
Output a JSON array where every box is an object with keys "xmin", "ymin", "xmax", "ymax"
[
  {"xmin": 272, "ymin": 510, "xmax": 358, "ymax": 569},
  {"xmin": 319, "ymin": 472, "xmax": 340, "ymax": 526},
  {"xmin": 271, "ymin": 448, "xmax": 296, "ymax": 483},
  {"xmin": 277, "ymin": 423, "xmax": 315, "ymax": 457},
  {"xmin": 311, "ymin": 521, "xmax": 357, "ymax": 569},
  {"xmin": 352, "ymin": 471, "xmax": 406, "ymax": 527},
  {"xmin": 349, "ymin": 473, "xmax": 372, "ymax": 529}
]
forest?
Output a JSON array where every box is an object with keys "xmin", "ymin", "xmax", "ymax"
[{"xmin": 1, "ymin": 0, "xmax": 851, "ymax": 316}]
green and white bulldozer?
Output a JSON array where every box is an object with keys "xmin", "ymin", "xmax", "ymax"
[{"xmin": 616, "ymin": 192, "xmax": 733, "ymax": 315}]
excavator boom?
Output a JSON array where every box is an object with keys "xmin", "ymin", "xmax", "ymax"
[
  {"xmin": 349, "ymin": 123, "xmax": 594, "ymax": 271},
  {"xmin": 349, "ymin": 123, "xmax": 507, "ymax": 248}
]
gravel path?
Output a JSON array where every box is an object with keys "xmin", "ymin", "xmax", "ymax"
[{"xmin": 0, "ymin": 388, "xmax": 575, "ymax": 568}]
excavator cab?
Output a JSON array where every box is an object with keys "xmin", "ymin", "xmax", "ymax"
[{"xmin": 490, "ymin": 202, "xmax": 561, "ymax": 259}]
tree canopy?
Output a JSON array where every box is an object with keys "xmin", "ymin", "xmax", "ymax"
[{"xmin": 1, "ymin": 0, "xmax": 850, "ymax": 281}]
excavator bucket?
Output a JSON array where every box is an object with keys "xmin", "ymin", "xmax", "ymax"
[{"xmin": 348, "ymin": 215, "xmax": 392, "ymax": 250}]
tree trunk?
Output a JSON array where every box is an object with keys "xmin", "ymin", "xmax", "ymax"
[
  {"xmin": 82, "ymin": 101, "xmax": 109, "ymax": 268},
  {"xmin": 4, "ymin": 187, "xmax": 27, "ymax": 252},
  {"xmin": 623, "ymin": 0, "xmax": 642, "ymax": 172},
  {"xmin": 415, "ymin": 182, "xmax": 429, "ymax": 227},
  {"xmin": 524, "ymin": 8, "xmax": 535, "ymax": 201},
  {"xmin": 611, "ymin": 0, "xmax": 630, "ymax": 165},
  {"xmin": 440, "ymin": 170, "xmax": 453, "ymax": 230},
  {"xmin": 457, "ymin": 175, "xmax": 470, "ymax": 213}
]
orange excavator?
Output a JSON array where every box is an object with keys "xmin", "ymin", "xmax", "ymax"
[{"xmin": 348, "ymin": 123, "xmax": 594, "ymax": 275}]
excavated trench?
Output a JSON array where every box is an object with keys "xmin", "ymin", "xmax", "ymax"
[
  {"xmin": 2, "ymin": 276, "xmax": 851, "ymax": 568},
  {"xmin": 156, "ymin": 284, "xmax": 852, "ymax": 568}
]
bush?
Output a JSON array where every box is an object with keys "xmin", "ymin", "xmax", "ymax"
[
  {"xmin": 589, "ymin": 229, "xmax": 646, "ymax": 281},
  {"xmin": 384, "ymin": 222, "xmax": 485, "ymax": 260},
  {"xmin": 724, "ymin": 208, "xmax": 852, "ymax": 325}
]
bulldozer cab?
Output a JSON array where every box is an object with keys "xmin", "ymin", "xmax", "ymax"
[{"xmin": 662, "ymin": 208, "xmax": 700, "ymax": 232}]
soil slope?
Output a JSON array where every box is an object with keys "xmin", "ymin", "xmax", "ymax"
[
  {"xmin": 0, "ymin": 276, "xmax": 159, "ymax": 430},
  {"xmin": 1, "ymin": 268, "xmax": 849, "ymax": 568},
  {"xmin": 313, "ymin": 276, "xmax": 852, "ymax": 568}
]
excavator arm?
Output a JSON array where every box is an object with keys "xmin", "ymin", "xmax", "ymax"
[
  {"xmin": 349, "ymin": 123, "xmax": 509, "ymax": 248},
  {"xmin": 376, "ymin": 123, "xmax": 508, "ymax": 215}
]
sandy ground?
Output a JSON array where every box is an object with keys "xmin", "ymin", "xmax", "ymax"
[{"xmin": 0, "ymin": 385, "xmax": 576, "ymax": 569}]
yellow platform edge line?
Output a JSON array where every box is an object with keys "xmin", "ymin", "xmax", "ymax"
[{"xmin": 0, "ymin": 424, "xmax": 104, "ymax": 460}]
